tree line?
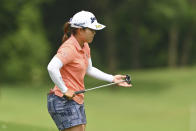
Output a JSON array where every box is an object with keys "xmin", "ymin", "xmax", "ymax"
[{"xmin": 0, "ymin": 0, "xmax": 196, "ymax": 83}]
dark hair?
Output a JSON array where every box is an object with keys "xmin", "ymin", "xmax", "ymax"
[{"xmin": 62, "ymin": 22, "xmax": 78, "ymax": 43}]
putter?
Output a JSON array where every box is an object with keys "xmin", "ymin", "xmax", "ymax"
[{"xmin": 75, "ymin": 75, "xmax": 131, "ymax": 94}]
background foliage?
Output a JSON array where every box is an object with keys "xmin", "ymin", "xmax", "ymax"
[{"xmin": 0, "ymin": 0, "xmax": 196, "ymax": 82}]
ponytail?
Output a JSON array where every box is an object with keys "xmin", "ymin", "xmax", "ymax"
[
  {"xmin": 62, "ymin": 22, "xmax": 71, "ymax": 43},
  {"xmin": 62, "ymin": 22, "xmax": 78, "ymax": 43}
]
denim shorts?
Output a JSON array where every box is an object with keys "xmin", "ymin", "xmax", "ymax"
[{"xmin": 47, "ymin": 94, "xmax": 86, "ymax": 130}]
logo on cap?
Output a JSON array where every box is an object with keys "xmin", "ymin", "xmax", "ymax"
[
  {"xmin": 95, "ymin": 25, "xmax": 102, "ymax": 29},
  {"xmin": 90, "ymin": 17, "xmax": 97, "ymax": 24}
]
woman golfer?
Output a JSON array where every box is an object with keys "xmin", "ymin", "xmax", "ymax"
[{"xmin": 47, "ymin": 10, "xmax": 132, "ymax": 131}]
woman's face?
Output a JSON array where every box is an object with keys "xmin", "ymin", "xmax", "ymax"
[{"xmin": 80, "ymin": 28, "xmax": 96, "ymax": 43}]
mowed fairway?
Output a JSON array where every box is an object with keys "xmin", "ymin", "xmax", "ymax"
[{"xmin": 0, "ymin": 67, "xmax": 196, "ymax": 131}]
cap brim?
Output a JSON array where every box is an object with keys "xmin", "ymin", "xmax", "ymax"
[{"xmin": 89, "ymin": 22, "xmax": 106, "ymax": 30}]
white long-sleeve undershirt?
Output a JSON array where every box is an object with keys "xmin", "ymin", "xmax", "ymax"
[
  {"xmin": 47, "ymin": 56, "xmax": 68, "ymax": 93},
  {"xmin": 86, "ymin": 58, "xmax": 114, "ymax": 82},
  {"xmin": 47, "ymin": 56, "xmax": 114, "ymax": 93}
]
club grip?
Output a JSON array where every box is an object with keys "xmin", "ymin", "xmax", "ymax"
[{"xmin": 75, "ymin": 90, "xmax": 86, "ymax": 94}]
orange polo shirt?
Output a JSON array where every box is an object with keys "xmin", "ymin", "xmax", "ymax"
[{"xmin": 52, "ymin": 35, "xmax": 90, "ymax": 104}]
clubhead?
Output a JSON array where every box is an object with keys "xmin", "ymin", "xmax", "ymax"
[{"xmin": 125, "ymin": 75, "xmax": 131, "ymax": 84}]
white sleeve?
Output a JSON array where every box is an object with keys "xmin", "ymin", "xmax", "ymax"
[
  {"xmin": 86, "ymin": 58, "xmax": 114, "ymax": 82},
  {"xmin": 47, "ymin": 56, "xmax": 68, "ymax": 93}
]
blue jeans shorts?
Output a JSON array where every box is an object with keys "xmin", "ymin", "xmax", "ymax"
[{"xmin": 47, "ymin": 94, "xmax": 86, "ymax": 130}]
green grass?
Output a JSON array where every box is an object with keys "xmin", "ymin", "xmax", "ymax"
[{"xmin": 0, "ymin": 67, "xmax": 196, "ymax": 131}]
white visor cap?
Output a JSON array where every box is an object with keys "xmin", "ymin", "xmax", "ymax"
[{"xmin": 69, "ymin": 11, "xmax": 106, "ymax": 30}]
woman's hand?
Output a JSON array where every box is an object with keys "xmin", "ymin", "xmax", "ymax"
[
  {"xmin": 113, "ymin": 75, "xmax": 132, "ymax": 87},
  {"xmin": 64, "ymin": 89, "xmax": 75, "ymax": 99}
]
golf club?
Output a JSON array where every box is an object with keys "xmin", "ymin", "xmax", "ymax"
[{"xmin": 75, "ymin": 75, "xmax": 131, "ymax": 95}]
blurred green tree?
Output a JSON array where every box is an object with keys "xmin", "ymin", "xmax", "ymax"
[
  {"xmin": 180, "ymin": 0, "xmax": 196, "ymax": 66},
  {"xmin": 0, "ymin": 0, "xmax": 50, "ymax": 83},
  {"xmin": 151, "ymin": 0, "xmax": 191, "ymax": 67},
  {"xmin": 40, "ymin": 0, "xmax": 196, "ymax": 69},
  {"xmin": 88, "ymin": 0, "xmax": 119, "ymax": 72}
]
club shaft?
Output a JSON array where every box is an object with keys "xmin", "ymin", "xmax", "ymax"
[{"xmin": 85, "ymin": 80, "xmax": 125, "ymax": 92}]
